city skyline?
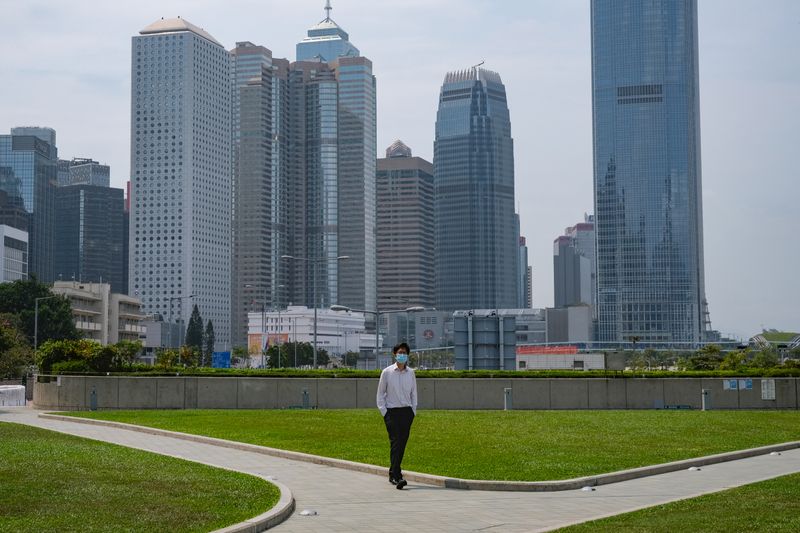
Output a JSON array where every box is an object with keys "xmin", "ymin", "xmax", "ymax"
[{"xmin": 1, "ymin": 0, "xmax": 798, "ymax": 340}]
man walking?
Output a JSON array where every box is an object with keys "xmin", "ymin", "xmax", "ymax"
[{"xmin": 377, "ymin": 342, "xmax": 417, "ymax": 489}]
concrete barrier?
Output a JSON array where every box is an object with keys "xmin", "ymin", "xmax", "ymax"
[{"xmin": 32, "ymin": 375, "xmax": 800, "ymax": 411}]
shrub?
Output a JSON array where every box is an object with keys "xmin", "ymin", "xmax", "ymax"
[{"xmin": 52, "ymin": 360, "xmax": 91, "ymax": 373}]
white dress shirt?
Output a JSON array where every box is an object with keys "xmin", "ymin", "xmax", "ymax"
[{"xmin": 376, "ymin": 363, "xmax": 417, "ymax": 416}]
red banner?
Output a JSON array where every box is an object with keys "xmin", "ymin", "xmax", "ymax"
[{"xmin": 516, "ymin": 345, "xmax": 578, "ymax": 355}]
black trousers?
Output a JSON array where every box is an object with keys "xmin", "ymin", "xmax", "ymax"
[{"xmin": 383, "ymin": 406, "xmax": 415, "ymax": 479}]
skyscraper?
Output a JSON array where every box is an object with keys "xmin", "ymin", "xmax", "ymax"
[
  {"xmin": 591, "ymin": 1, "xmax": 708, "ymax": 344},
  {"xmin": 284, "ymin": 5, "xmax": 376, "ymax": 316},
  {"xmin": 376, "ymin": 140, "xmax": 435, "ymax": 310},
  {"xmin": 553, "ymin": 215, "xmax": 595, "ymax": 311},
  {"xmin": 130, "ymin": 18, "xmax": 232, "ymax": 349},
  {"xmin": 434, "ymin": 67, "xmax": 517, "ymax": 311},
  {"xmin": 54, "ymin": 185, "xmax": 126, "ymax": 293},
  {"xmin": 230, "ymin": 41, "xmax": 287, "ymax": 348},
  {"xmin": 0, "ymin": 127, "xmax": 57, "ymax": 282},
  {"xmin": 228, "ymin": 4, "xmax": 376, "ymax": 348}
]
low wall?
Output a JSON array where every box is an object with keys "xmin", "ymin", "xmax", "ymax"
[{"xmin": 32, "ymin": 375, "xmax": 800, "ymax": 411}]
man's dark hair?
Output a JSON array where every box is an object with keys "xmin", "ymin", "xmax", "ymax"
[{"xmin": 393, "ymin": 342, "xmax": 410, "ymax": 354}]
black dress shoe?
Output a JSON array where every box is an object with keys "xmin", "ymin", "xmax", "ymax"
[
  {"xmin": 389, "ymin": 477, "xmax": 398, "ymax": 485},
  {"xmin": 396, "ymin": 478, "xmax": 407, "ymax": 489}
]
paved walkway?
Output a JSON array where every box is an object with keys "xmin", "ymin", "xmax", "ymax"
[{"xmin": 3, "ymin": 406, "xmax": 800, "ymax": 532}]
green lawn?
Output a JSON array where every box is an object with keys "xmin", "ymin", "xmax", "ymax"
[
  {"xmin": 0, "ymin": 422, "xmax": 280, "ymax": 533},
  {"xmin": 558, "ymin": 472, "xmax": 800, "ymax": 531},
  {"xmin": 62, "ymin": 410, "xmax": 800, "ymax": 481}
]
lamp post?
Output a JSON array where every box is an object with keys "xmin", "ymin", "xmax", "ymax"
[
  {"xmin": 330, "ymin": 305, "xmax": 425, "ymax": 369},
  {"xmin": 34, "ymin": 295, "xmax": 58, "ymax": 357},
  {"xmin": 281, "ymin": 255, "xmax": 349, "ymax": 368},
  {"xmin": 168, "ymin": 294, "xmax": 195, "ymax": 365}
]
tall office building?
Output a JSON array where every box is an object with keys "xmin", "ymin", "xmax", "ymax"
[
  {"xmin": 376, "ymin": 140, "xmax": 435, "ymax": 310},
  {"xmin": 54, "ymin": 185, "xmax": 126, "ymax": 293},
  {"xmin": 57, "ymin": 158, "xmax": 110, "ymax": 187},
  {"xmin": 130, "ymin": 18, "xmax": 232, "ymax": 349},
  {"xmin": 434, "ymin": 67, "xmax": 517, "ymax": 311},
  {"xmin": 553, "ymin": 215, "xmax": 595, "ymax": 311},
  {"xmin": 591, "ymin": 1, "xmax": 709, "ymax": 343},
  {"xmin": 284, "ymin": 5, "xmax": 377, "ymax": 316},
  {"xmin": 518, "ymin": 235, "xmax": 530, "ymax": 309},
  {"xmin": 0, "ymin": 127, "xmax": 57, "ymax": 282},
  {"xmin": 230, "ymin": 42, "xmax": 291, "ymax": 348}
]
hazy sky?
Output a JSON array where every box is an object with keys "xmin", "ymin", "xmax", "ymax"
[{"xmin": 1, "ymin": 0, "xmax": 798, "ymax": 340}]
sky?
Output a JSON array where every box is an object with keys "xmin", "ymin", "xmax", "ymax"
[{"xmin": 1, "ymin": 0, "xmax": 798, "ymax": 341}]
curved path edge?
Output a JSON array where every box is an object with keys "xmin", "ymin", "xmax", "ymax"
[
  {"xmin": 31, "ymin": 413, "xmax": 295, "ymax": 532},
  {"xmin": 39, "ymin": 413, "xmax": 800, "ymax": 492},
  {"xmin": 213, "ymin": 478, "xmax": 294, "ymax": 533}
]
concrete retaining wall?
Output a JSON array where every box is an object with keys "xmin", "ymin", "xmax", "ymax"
[{"xmin": 32, "ymin": 376, "xmax": 800, "ymax": 411}]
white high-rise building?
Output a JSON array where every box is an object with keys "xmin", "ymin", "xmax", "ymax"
[{"xmin": 130, "ymin": 18, "xmax": 232, "ymax": 350}]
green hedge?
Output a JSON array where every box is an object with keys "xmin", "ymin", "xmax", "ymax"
[{"xmin": 48, "ymin": 367, "xmax": 800, "ymax": 379}]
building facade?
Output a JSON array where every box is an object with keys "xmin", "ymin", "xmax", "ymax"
[
  {"xmin": 434, "ymin": 68, "xmax": 517, "ymax": 311},
  {"xmin": 553, "ymin": 215, "xmax": 596, "ymax": 311},
  {"xmin": 130, "ymin": 18, "xmax": 232, "ymax": 350},
  {"xmin": 283, "ymin": 7, "xmax": 377, "ymax": 319},
  {"xmin": 0, "ymin": 225, "xmax": 28, "ymax": 282},
  {"xmin": 376, "ymin": 140, "xmax": 435, "ymax": 311},
  {"xmin": 230, "ymin": 42, "xmax": 290, "ymax": 348},
  {"xmin": 57, "ymin": 158, "xmax": 110, "ymax": 187},
  {"xmin": 52, "ymin": 281, "xmax": 145, "ymax": 345},
  {"xmin": 0, "ymin": 128, "xmax": 57, "ymax": 282},
  {"xmin": 591, "ymin": 0, "xmax": 709, "ymax": 344},
  {"xmin": 54, "ymin": 185, "xmax": 126, "ymax": 293}
]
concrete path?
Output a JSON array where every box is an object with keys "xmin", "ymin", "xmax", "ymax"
[{"xmin": 3, "ymin": 406, "xmax": 800, "ymax": 532}]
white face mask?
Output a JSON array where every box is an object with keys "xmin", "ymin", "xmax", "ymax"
[{"xmin": 395, "ymin": 354, "xmax": 408, "ymax": 364}]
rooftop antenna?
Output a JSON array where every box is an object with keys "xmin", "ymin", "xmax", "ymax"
[{"xmin": 324, "ymin": 0, "xmax": 332, "ymax": 21}]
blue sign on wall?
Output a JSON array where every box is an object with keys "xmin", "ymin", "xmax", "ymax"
[{"xmin": 212, "ymin": 351, "xmax": 231, "ymax": 368}]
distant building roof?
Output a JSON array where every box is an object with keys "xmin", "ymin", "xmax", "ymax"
[
  {"xmin": 386, "ymin": 140, "xmax": 412, "ymax": 158},
  {"xmin": 140, "ymin": 17, "xmax": 222, "ymax": 47}
]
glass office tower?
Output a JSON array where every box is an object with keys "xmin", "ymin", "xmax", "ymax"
[
  {"xmin": 0, "ymin": 128, "xmax": 57, "ymax": 282},
  {"xmin": 434, "ymin": 68, "xmax": 517, "ymax": 311},
  {"xmin": 591, "ymin": 0, "xmax": 708, "ymax": 344}
]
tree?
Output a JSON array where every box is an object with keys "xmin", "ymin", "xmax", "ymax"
[
  {"xmin": 0, "ymin": 314, "xmax": 33, "ymax": 378},
  {"xmin": 115, "ymin": 340, "xmax": 143, "ymax": 369},
  {"xmin": 749, "ymin": 346, "xmax": 780, "ymax": 369},
  {"xmin": 720, "ymin": 350, "xmax": 748, "ymax": 371},
  {"xmin": 0, "ymin": 278, "xmax": 79, "ymax": 346},
  {"xmin": 36, "ymin": 339, "xmax": 108, "ymax": 373},
  {"xmin": 184, "ymin": 304, "xmax": 203, "ymax": 354},
  {"xmin": 156, "ymin": 348, "xmax": 179, "ymax": 369},
  {"xmin": 342, "ymin": 351, "xmax": 360, "ymax": 368},
  {"xmin": 684, "ymin": 344, "xmax": 724, "ymax": 370},
  {"xmin": 266, "ymin": 344, "xmax": 289, "ymax": 368},
  {"xmin": 203, "ymin": 320, "xmax": 215, "ymax": 367},
  {"xmin": 231, "ymin": 346, "xmax": 249, "ymax": 368}
]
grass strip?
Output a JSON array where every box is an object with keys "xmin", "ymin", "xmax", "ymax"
[
  {"xmin": 557, "ymin": 472, "xmax": 800, "ymax": 531},
  {"xmin": 63, "ymin": 409, "xmax": 800, "ymax": 481},
  {"xmin": 0, "ymin": 422, "xmax": 280, "ymax": 533}
]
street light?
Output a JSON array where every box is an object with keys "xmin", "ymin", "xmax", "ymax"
[
  {"xmin": 34, "ymin": 295, "xmax": 58, "ymax": 357},
  {"xmin": 330, "ymin": 305, "xmax": 425, "ymax": 369},
  {"xmin": 282, "ymin": 254, "xmax": 349, "ymax": 368}
]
